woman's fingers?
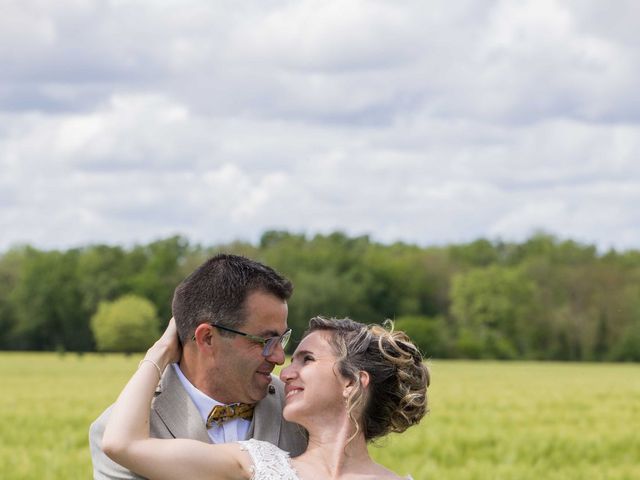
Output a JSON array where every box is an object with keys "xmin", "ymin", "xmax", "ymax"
[{"xmin": 155, "ymin": 317, "xmax": 181, "ymax": 363}]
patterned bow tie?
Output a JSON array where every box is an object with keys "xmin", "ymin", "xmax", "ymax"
[{"xmin": 206, "ymin": 403, "xmax": 255, "ymax": 428}]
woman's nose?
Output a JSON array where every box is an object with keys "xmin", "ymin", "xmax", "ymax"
[{"xmin": 279, "ymin": 363, "xmax": 295, "ymax": 382}]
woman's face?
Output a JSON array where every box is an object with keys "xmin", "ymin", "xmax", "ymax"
[{"xmin": 279, "ymin": 330, "xmax": 349, "ymax": 426}]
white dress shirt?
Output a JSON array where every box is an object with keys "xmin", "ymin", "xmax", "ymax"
[{"xmin": 172, "ymin": 363, "xmax": 251, "ymax": 443}]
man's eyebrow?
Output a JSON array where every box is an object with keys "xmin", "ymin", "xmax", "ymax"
[{"xmin": 257, "ymin": 328, "xmax": 286, "ymax": 337}]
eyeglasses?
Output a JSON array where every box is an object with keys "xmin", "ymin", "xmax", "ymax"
[{"xmin": 197, "ymin": 323, "xmax": 292, "ymax": 357}]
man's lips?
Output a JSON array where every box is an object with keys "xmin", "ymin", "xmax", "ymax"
[{"xmin": 256, "ymin": 366, "xmax": 274, "ymax": 377}]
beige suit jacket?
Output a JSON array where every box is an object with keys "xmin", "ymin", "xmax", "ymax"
[{"xmin": 89, "ymin": 366, "xmax": 307, "ymax": 480}]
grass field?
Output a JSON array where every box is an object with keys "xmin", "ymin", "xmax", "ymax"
[{"xmin": 1, "ymin": 353, "xmax": 639, "ymax": 480}]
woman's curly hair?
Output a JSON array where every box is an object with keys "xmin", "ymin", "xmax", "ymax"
[{"xmin": 303, "ymin": 316, "xmax": 430, "ymax": 442}]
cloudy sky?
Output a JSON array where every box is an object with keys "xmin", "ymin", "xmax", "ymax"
[{"xmin": 2, "ymin": 0, "xmax": 639, "ymax": 252}]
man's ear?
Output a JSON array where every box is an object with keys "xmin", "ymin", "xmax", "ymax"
[{"xmin": 193, "ymin": 323, "xmax": 216, "ymax": 350}]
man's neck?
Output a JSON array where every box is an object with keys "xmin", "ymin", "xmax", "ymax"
[{"xmin": 177, "ymin": 353, "xmax": 214, "ymax": 397}]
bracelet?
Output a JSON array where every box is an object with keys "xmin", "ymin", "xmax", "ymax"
[{"xmin": 138, "ymin": 359, "xmax": 163, "ymax": 380}]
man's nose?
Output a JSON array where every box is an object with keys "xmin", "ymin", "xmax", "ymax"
[{"xmin": 266, "ymin": 341, "xmax": 286, "ymax": 365}]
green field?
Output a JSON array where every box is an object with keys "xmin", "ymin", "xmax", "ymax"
[{"xmin": 1, "ymin": 353, "xmax": 639, "ymax": 480}]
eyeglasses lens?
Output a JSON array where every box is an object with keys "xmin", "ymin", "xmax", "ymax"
[{"xmin": 262, "ymin": 330, "xmax": 291, "ymax": 357}]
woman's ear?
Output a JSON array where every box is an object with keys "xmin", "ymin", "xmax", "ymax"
[
  {"xmin": 358, "ymin": 370, "xmax": 370, "ymax": 389},
  {"xmin": 343, "ymin": 371, "xmax": 370, "ymax": 398}
]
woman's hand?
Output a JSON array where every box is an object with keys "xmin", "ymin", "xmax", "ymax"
[
  {"xmin": 157, "ymin": 317, "xmax": 182, "ymax": 364},
  {"xmin": 144, "ymin": 317, "xmax": 182, "ymax": 372}
]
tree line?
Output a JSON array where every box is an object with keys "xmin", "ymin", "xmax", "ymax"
[{"xmin": 1, "ymin": 231, "xmax": 639, "ymax": 361}]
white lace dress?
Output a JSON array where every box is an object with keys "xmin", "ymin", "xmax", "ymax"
[
  {"xmin": 239, "ymin": 439, "xmax": 299, "ymax": 479},
  {"xmin": 238, "ymin": 439, "xmax": 413, "ymax": 480}
]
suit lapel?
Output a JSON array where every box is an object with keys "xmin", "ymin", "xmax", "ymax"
[
  {"xmin": 247, "ymin": 376, "xmax": 282, "ymax": 444},
  {"xmin": 152, "ymin": 366, "xmax": 211, "ymax": 443}
]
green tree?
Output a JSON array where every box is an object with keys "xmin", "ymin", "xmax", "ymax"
[
  {"xmin": 607, "ymin": 283, "xmax": 640, "ymax": 361},
  {"xmin": 76, "ymin": 245, "xmax": 130, "ymax": 315},
  {"xmin": 451, "ymin": 265, "xmax": 539, "ymax": 358},
  {"xmin": 12, "ymin": 248, "xmax": 91, "ymax": 351},
  {"xmin": 3, "ymin": 230, "xmax": 640, "ymax": 361},
  {"xmin": 286, "ymin": 269, "xmax": 376, "ymax": 345},
  {"xmin": 455, "ymin": 327, "xmax": 485, "ymax": 359},
  {"xmin": 128, "ymin": 236, "xmax": 190, "ymax": 322},
  {"xmin": 91, "ymin": 295, "xmax": 159, "ymax": 353},
  {"xmin": 0, "ymin": 247, "xmax": 28, "ymax": 349},
  {"xmin": 394, "ymin": 315, "xmax": 452, "ymax": 358},
  {"xmin": 609, "ymin": 319, "xmax": 640, "ymax": 361},
  {"xmin": 506, "ymin": 232, "xmax": 597, "ymax": 266},
  {"xmin": 448, "ymin": 238, "xmax": 500, "ymax": 267}
]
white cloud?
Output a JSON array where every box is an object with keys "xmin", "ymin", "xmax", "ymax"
[
  {"xmin": 231, "ymin": 0, "xmax": 420, "ymax": 72},
  {"xmin": 1, "ymin": 1, "xmax": 639, "ymax": 252}
]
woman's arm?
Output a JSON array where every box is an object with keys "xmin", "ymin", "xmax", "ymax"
[{"xmin": 102, "ymin": 319, "xmax": 252, "ymax": 480}]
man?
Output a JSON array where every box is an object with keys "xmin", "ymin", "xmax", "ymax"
[{"xmin": 90, "ymin": 254, "xmax": 307, "ymax": 480}]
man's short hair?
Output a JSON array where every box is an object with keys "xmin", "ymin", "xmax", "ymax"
[{"xmin": 172, "ymin": 253, "xmax": 293, "ymax": 343}]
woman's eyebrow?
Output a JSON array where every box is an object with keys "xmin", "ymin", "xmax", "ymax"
[{"xmin": 292, "ymin": 349, "xmax": 313, "ymax": 359}]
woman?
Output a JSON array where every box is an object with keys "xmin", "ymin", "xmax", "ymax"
[{"xmin": 103, "ymin": 316, "xmax": 429, "ymax": 479}]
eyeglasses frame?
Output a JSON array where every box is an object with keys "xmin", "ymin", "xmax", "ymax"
[{"xmin": 193, "ymin": 322, "xmax": 292, "ymax": 357}]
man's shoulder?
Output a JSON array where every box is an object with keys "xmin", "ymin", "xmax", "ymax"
[
  {"xmin": 255, "ymin": 375, "xmax": 286, "ymax": 410},
  {"xmin": 89, "ymin": 367, "xmax": 188, "ymax": 447},
  {"xmin": 89, "ymin": 403, "xmax": 147, "ymax": 480},
  {"xmin": 268, "ymin": 375, "xmax": 286, "ymax": 395},
  {"xmin": 89, "ymin": 369, "xmax": 192, "ymax": 480}
]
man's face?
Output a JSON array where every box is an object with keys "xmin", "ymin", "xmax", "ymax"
[{"xmin": 212, "ymin": 290, "xmax": 289, "ymax": 404}]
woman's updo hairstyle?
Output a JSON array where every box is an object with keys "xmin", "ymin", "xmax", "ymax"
[{"xmin": 304, "ymin": 316, "xmax": 429, "ymax": 442}]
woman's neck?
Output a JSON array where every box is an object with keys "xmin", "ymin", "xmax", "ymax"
[{"xmin": 294, "ymin": 415, "xmax": 375, "ymax": 479}]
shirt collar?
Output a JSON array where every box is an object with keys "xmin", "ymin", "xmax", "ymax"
[{"xmin": 172, "ymin": 363, "xmax": 225, "ymax": 423}]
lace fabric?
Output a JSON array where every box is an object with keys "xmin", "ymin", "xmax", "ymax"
[
  {"xmin": 238, "ymin": 439, "xmax": 413, "ymax": 480},
  {"xmin": 238, "ymin": 439, "xmax": 299, "ymax": 480}
]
